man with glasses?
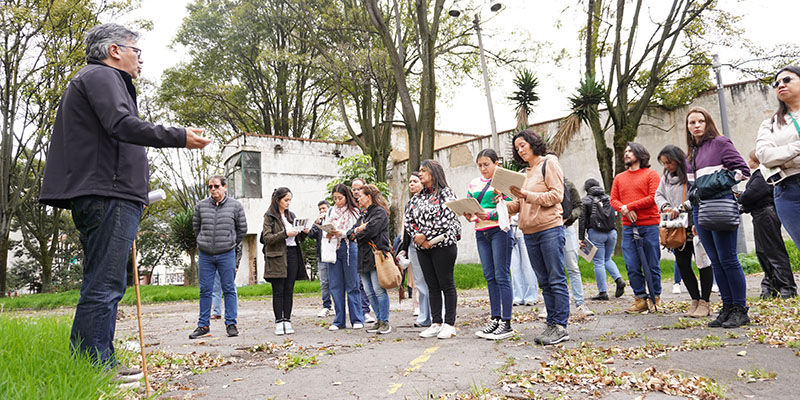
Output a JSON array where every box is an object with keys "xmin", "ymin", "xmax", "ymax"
[
  {"xmin": 190, "ymin": 176, "xmax": 247, "ymax": 340},
  {"xmin": 39, "ymin": 23, "xmax": 210, "ymax": 385}
]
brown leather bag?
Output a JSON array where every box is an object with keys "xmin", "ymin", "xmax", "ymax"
[
  {"xmin": 659, "ymin": 183, "xmax": 688, "ymax": 249},
  {"xmin": 370, "ymin": 242, "xmax": 402, "ymax": 289}
]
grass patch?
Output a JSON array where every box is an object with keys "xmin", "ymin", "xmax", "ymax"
[
  {"xmin": 0, "ymin": 314, "xmax": 124, "ymax": 400},
  {"xmin": 662, "ymin": 317, "xmax": 705, "ymax": 330}
]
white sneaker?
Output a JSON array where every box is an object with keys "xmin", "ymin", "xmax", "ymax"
[
  {"xmin": 420, "ymin": 323, "xmax": 442, "ymax": 338},
  {"xmin": 538, "ymin": 308, "xmax": 547, "ymax": 319},
  {"xmin": 712, "ymin": 283, "xmax": 719, "ymax": 293},
  {"xmin": 437, "ymin": 323, "xmax": 456, "ymax": 339},
  {"xmin": 352, "ymin": 323, "xmax": 364, "ymax": 329},
  {"xmin": 328, "ymin": 324, "xmax": 340, "ymax": 331},
  {"xmin": 274, "ymin": 322, "xmax": 285, "ymax": 336},
  {"xmin": 317, "ymin": 308, "xmax": 332, "ymax": 318},
  {"xmin": 577, "ymin": 304, "xmax": 595, "ymax": 316},
  {"xmin": 364, "ymin": 313, "xmax": 376, "ymax": 323},
  {"xmin": 672, "ymin": 283, "xmax": 681, "ymax": 294},
  {"xmin": 284, "ymin": 321, "xmax": 295, "ymax": 334},
  {"xmin": 413, "ymin": 307, "xmax": 420, "ymax": 316}
]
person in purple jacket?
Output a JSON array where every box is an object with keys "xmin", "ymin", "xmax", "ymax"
[{"xmin": 685, "ymin": 107, "xmax": 751, "ymax": 328}]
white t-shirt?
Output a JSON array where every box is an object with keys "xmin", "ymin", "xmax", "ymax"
[{"xmin": 282, "ymin": 214, "xmax": 297, "ymax": 247}]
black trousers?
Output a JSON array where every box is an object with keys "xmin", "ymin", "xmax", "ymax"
[
  {"xmin": 752, "ymin": 205, "xmax": 797, "ymax": 297},
  {"xmin": 674, "ymin": 240, "xmax": 713, "ymax": 301},
  {"xmin": 417, "ymin": 244, "xmax": 458, "ymax": 325},
  {"xmin": 269, "ymin": 246, "xmax": 301, "ymax": 321}
]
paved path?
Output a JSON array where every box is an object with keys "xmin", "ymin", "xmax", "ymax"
[{"xmin": 114, "ymin": 273, "xmax": 800, "ymax": 399}]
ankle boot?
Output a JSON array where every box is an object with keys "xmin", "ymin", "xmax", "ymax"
[
  {"xmin": 614, "ymin": 278, "xmax": 626, "ymax": 298},
  {"xmin": 625, "ymin": 297, "xmax": 649, "ymax": 313},
  {"xmin": 722, "ymin": 305, "xmax": 750, "ymax": 328},
  {"xmin": 708, "ymin": 304, "xmax": 733, "ymax": 327},
  {"xmin": 685, "ymin": 299, "xmax": 699, "ymax": 317},
  {"xmin": 688, "ymin": 300, "xmax": 710, "ymax": 318}
]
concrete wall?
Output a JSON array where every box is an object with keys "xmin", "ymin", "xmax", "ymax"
[{"xmin": 388, "ymin": 80, "xmax": 780, "ymax": 264}]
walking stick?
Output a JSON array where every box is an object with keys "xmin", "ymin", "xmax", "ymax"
[{"xmin": 130, "ymin": 240, "xmax": 151, "ymax": 397}]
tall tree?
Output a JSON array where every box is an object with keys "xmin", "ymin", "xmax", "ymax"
[
  {"xmin": 159, "ymin": 0, "xmax": 336, "ymax": 142},
  {"xmin": 0, "ymin": 0, "xmax": 130, "ymax": 296}
]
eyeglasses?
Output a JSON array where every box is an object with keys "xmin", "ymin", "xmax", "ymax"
[
  {"xmin": 116, "ymin": 44, "xmax": 142, "ymax": 59},
  {"xmin": 772, "ymin": 75, "xmax": 795, "ymax": 88},
  {"xmin": 208, "ymin": 184, "xmax": 222, "ymax": 190}
]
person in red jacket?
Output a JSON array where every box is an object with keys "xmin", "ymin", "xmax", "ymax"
[{"xmin": 610, "ymin": 143, "xmax": 662, "ymax": 313}]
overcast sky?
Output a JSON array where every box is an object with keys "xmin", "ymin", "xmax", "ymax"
[{"xmin": 123, "ymin": 0, "xmax": 799, "ymax": 135}]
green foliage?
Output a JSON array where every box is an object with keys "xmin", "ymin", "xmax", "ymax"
[
  {"xmin": 569, "ymin": 76, "xmax": 605, "ymax": 123},
  {"xmin": 169, "ymin": 209, "xmax": 197, "ymax": 285},
  {"xmin": 326, "ymin": 154, "xmax": 391, "ymax": 199},
  {"xmin": 508, "ymin": 68, "xmax": 540, "ymax": 131},
  {"xmin": 0, "ymin": 315, "xmax": 122, "ymax": 399},
  {"xmin": 301, "ymin": 238, "xmax": 318, "ymax": 279},
  {"xmin": 636, "ymin": 58, "xmax": 713, "ymax": 110}
]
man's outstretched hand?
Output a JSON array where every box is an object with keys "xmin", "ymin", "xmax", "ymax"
[{"xmin": 185, "ymin": 127, "xmax": 211, "ymax": 149}]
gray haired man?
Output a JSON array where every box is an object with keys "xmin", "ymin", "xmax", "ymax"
[{"xmin": 39, "ymin": 23, "xmax": 210, "ymax": 384}]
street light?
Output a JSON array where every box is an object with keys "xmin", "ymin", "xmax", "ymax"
[{"xmin": 449, "ymin": 0, "xmax": 504, "ymax": 151}]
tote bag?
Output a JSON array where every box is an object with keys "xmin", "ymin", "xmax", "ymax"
[{"xmin": 370, "ymin": 242, "xmax": 402, "ymax": 289}]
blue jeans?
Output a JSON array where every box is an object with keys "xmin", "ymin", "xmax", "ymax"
[
  {"xmin": 409, "ymin": 246, "xmax": 431, "ymax": 325},
  {"xmin": 563, "ymin": 226, "xmax": 584, "ymax": 306},
  {"xmin": 198, "ymin": 249, "xmax": 238, "ymax": 327},
  {"xmin": 476, "ymin": 227, "xmax": 513, "ymax": 320},
  {"xmin": 587, "ymin": 228, "xmax": 622, "ymax": 293},
  {"xmin": 318, "ymin": 261, "xmax": 332, "ymax": 310},
  {"xmin": 361, "ymin": 270, "xmax": 390, "ymax": 322},
  {"xmin": 328, "ymin": 241, "xmax": 363, "ymax": 327},
  {"xmin": 775, "ymin": 181, "xmax": 800, "ymax": 254},
  {"xmin": 212, "ymin": 271, "xmax": 222, "ymax": 316},
  {"xmin": 69, "ymin": 196, "xmax": 143, "ymax": 366},
  {"xmin": 621, "ymin": 224, "xmax": 662, "ymax": 298},
  {"xmin": 510, "ymin": 230, "xmax": 538, "ymax": 304},
  {"xmin": 524, "ymin": 227, "xmax": 569, "ymax": 327},
  {"xmin": 693, "ymin": 207, "xmax": 747, "ymax": 306}
]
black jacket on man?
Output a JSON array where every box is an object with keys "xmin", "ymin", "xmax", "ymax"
[
  {"xmin": 40, "ymin": 60, "xmax": 186, "ymax": 209},
  {"xmin": 738, "ymin": 169, "xmax": 773, "ymax": 214}
]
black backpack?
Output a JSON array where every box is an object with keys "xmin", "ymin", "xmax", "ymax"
[
  {"xmin": 589, "ymin": 195, "xmax": 617, "ymax": 232},
  {"xmin": 541, "ymin": 159, "xmax": 572, "ymax": 219}
]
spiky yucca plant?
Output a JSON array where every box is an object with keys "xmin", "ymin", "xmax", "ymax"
[
  {"xmin": 569, "ymin": 76, "xmax": 605, "ymax": 124},
  {"xmin": 508, "ymin": 68, "xmax": 540, "ymax": 132}
]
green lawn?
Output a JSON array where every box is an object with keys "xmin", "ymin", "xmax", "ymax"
[
  {"xmin": 0, "ymin": 314, "xmax": 124, "ymax": 400},
  {"xmin": 4, "ymin": 241, "xmax": 798, "ymax": 311}
]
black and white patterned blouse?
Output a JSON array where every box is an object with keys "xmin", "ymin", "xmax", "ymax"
[{"xmin": 404, "ymin": 186, "xmax": 461, "ymax": 249}]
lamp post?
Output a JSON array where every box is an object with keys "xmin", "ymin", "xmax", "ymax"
[{"xmin": 450, "ymin": 1, "xmax": 503, "ymax": 152}]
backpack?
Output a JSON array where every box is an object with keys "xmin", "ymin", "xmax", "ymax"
[
  {"xmin": 589, "ymin": 195, "xmax": 617, "ymax": 232},
  {"xmin": 541, "ymin": 159, "xmax": 572, "ymax": 219}
]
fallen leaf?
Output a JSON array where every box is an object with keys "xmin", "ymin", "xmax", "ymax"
[
  {"xmin": 737, "ymin": 350, "xmax": 747, "ymax": 357},
  {"xmin": 232, "ymin": 378, "xmax": 242, "ymax": 382},
  {"xmin": 275, "ymin": 379, "xmax": 285, "ymax": 386},
  {"xmin": 331, "ymin": 381, "xmax": 342, "ymax": 386}
]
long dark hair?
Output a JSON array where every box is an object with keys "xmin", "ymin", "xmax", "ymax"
[
  {"xmin": 420, "ymin": 159, "xmax": 449, "ymax": 198},
  {"xmin": 657, "ymin": 145, "xmax": 688, "ymax": 184},
  {"xmin": 685, "ymin": 106, "xmax": 722, "ymax": 159},
  {"xmin": 267, "ymin": 187, "xmax": 293, "ymax": 221},
  {"xmin": 511, "ymin": 129, "xmax": 549, "ymax": 165},
  {"xmin": 626, "ymin": 142, "xmax": 651, "ymax": 169},
  {"xmin": 332, "ymin": 183, "xmax": 359, "ymax": 215},
  {"xmin": 361, "ymin": 184, "xmax": 390, "ymax": 215},
  {"xmin": 773, "ymin": 66, "xmax": 800, "ymax": 128}
]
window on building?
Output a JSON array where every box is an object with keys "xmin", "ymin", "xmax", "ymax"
[{"xmin": 225, "ymin": 151, "xmax": 262, "ymax": 198}]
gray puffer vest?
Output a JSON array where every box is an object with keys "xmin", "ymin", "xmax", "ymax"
[{"xmin": 193, "ymin": 195, "xmax": 247, "ymax": 255}]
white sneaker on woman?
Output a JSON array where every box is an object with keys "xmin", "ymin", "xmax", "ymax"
[
  {"xmin": 274, "ymin": 322, "xmax": 285, "ymax": 336},
  {"xmin": 437, "ymin": 323, "xmax": 456, "ymax": 339},
  {"xmin": 672, "ymin": 283, "xmax": 681, "ymax": 294},
  {"xmin": 284, "ymin": 321, "xmax": 295, "ymax": 334},
  {"xmin": 364, "ymin": 313, "xmax": 376, "ymax": 324},
  {"xmin": 419, "ymin": 323, "xmax": 442, "ymax": 338}
]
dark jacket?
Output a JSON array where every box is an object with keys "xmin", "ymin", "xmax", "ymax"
[
  {"xmin": 563, "ymin": 179, "xmax": 583, "ymax": 227},
  {"xmin": 40, "ymin": 60, "xmax": 186, "ymax": 209},
  {"xmin": 578, "ymin": 185, "xmax": 607, "ymax": 240},
  {"xmin": 193, "ymin": 195, "xmax": 247, "ymax": 255},
  {"xmin": 739, "ymin": 169, "xmax": 773, "ymax": 214},
  {"xmin": 686, "ymin": 136, "xmax": 750, "ymax": 203},
  {"xmin": 261, "ymin": 210, "xmax": 307, "ymax": 280},
  {"xmin": 348, "ymin": 204, "xmax": 390, "ymax": 274},
  {"xmin": 307, "ymin": 224, "xmax": 323, "ymax": 260}
]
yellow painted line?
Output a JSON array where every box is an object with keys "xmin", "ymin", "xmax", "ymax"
[{"xmin": 387, "ymin": 345, "xmax": 440, "ymax": 394}]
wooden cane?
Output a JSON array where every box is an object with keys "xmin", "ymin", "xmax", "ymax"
[{"xmin": 130, "ymin": 241, "xmax": 151, "ymax": 396}]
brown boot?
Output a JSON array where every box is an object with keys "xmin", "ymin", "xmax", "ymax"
[
  {"xmin": 625, "ymin": 297, "xmax": 649, "ymax": 313},
  {"xmin": 685, "ymin": 299, "xmax": 699, "ymax": 317},
  {"xmin": 647, "ymin": 296, "xmax": 662, "ymax": 313},
  {"xmin": 688, "ymin": 300, "xmax": 710, "ymax": 318}
]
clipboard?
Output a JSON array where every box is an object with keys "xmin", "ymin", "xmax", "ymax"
[{"xmin": 491, "ymin": 166, "xmax": 527, "ymax": 200}]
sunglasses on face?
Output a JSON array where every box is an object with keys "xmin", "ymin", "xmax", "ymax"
[
  {"xmin": 208, "ymin": 184, "xmax": 222, "ymax": 189},
  {"xmin": 772, "ymin": 76, "xmax": 795, "ymax": 88}
]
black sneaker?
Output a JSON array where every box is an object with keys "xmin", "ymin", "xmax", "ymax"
[
  {"xmin": 367, "ymin": 322, "xmax": 382, "ymax": 333},
  {"xmin": 189, "ymin": 326, "xmax": 210, "ymax": 339},
  {"xmin": 486, "ymin": 321, "xmax": 514, "ymax": 340},
  {"xmin": 474, "ymin": 318, "xmax": 500, "ymax": 339},
  {"xmin": 377, "ymin": 322, "xmax": 393, "ymax": 334},
  {"xmin": 708, "ymin": 304, "xmax": 733, "ymax": 328},
  {"xmin": 722, "ymin": 305, "xmax": 750, "ymax": 328},
  {"xmin": 615, "ymin": 278, "xmax": 626, "ymax": 298},
  {"xmin": 591, "ymin": 292, "xmax": 609, "ymax": 301},
  {"xmin": 226, "ymin": 324, "xmax": 239, "ymax": 337}
]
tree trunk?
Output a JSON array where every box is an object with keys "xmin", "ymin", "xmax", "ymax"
[{"xmin": 0, "ymin": 214, "xmax": 9, "ymax": 296}]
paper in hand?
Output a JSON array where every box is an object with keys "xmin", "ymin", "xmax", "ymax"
[
  {"xmin": 428, "ymin": 234, "xmax": 447, "ymax": 246},
  {"xmin": 445, "ymin": 198, "xmax": 483, "ymax": 215},
  {"xmin": 578, "ymin": 240, "xmax": 598, "ymax": 262},
  {"xmin": 491, "ymin": 166, "xmax": 527, "ymax": 200},
  {"xmin": 320, "ymin": 223, "xmax": 336, "ymax": 234}
]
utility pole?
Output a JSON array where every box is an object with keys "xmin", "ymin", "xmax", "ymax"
[{"xmin": 474, "ymin": 14, "xmax": 499, "ymax": 152}]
